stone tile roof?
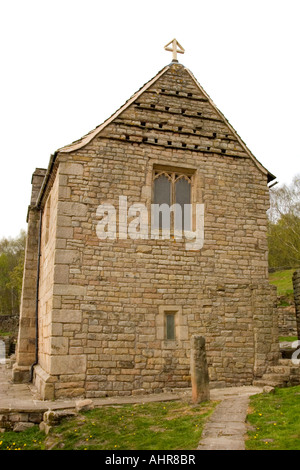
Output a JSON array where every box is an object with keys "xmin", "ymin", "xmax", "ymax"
[
  {"xmin": 57, "ymin": 65, "xmax": 170, "ymax": 154},
  {"xmin": 56, "ymin": 62, "xmax": 275, "ymax": 183}
]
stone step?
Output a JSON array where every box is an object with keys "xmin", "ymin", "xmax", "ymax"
[
  {"xmin": 253, "ymin": 359, "xmax": 300, "ymax": 389},
  {"xmin": 278, "ymin": 359, "xmax": 300, "ymax": 374},
  {"xmin": 266, "ymin": 365, "xmax": 291, "ymax": 375},
  {"xmin": 263, "ymin": 373, "xmax": 290, "ymax": 382},
  {"xmin": 290, "ymin": 375, "xmax": 300, "ymax": 387},
  {"xmin": 253, "ymin": 371, "xmax": 291, "ymax": 386},
  {"xmin": 252, "ymin": 378, "xmax": 287, "ymax": 388},
  {"xmin": 289, "ymin": 371, "xmax": 300, "ymax": 385},
  {"xmin": 279, "ymin": 359, "xmax": 293, "ymax": 366}
]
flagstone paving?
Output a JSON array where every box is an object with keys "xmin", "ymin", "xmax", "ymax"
[
  {"xmin": 0, "ymin": 363, "xmax": 263, "ymax": 449},
  {"xmin": 198, "ymin": 386, "xmax": 264, "ymax": 450}
]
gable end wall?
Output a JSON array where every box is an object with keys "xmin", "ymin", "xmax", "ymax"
[{"xmin": 15, "ymin": 64, "xmax": 279, "ymax": 398}]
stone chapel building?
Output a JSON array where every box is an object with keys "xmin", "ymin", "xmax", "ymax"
[{"xmin": 13, "ymin": 48, "xmax": 280, "ymax": 399}]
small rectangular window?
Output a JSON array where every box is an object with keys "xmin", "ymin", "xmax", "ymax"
[
  {"xmin": 157, "ymin": 305, "xmax": 187, "ymax": 343},
  {"xmin": 165, "ymin": 313, "xmax": 176, "ymax": 340}
]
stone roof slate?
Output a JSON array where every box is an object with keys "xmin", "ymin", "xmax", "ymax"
[{"xmin": 56, "ymin": 62, "xmax": 275, "ymax": 183}]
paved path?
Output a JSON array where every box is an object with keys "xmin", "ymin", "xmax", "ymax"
[
  {"xmin": 0, "ymin": 364, "xmax": 187, "ymax": 411},
  {"xmin": 197, "ymin": 386, "xmax": 263, "ymax": 450},
  {"xmin": 0, "ymin": 363, "xmax": 263, "ymax": 449}
]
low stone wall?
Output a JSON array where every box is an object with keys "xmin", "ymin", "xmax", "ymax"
[
  {"xmin": 0, "ymin": 399, "xmax": 95, "ymax": 433},
  {"xmin": 0, "ymin": 410, "xmax": 44, "ymax": 432},
  {"xmin": 0, "ymin": 315, "xmax": 19, "ymax": 335}
]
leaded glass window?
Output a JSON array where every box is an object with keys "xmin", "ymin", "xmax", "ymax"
[{"xmin": 153, "ymin": 169, "xmax": 192, "ymax": 231}]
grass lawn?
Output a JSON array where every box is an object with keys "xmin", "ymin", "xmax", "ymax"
[
  {"xmin": 246, "ymin": 386, "xmax": 300, "ymax": 450},
  {"xmin": 0, "ymin": 330, "xmax": 12, "ymax": 336},
  {"xmin": 269, "ymin": 269, "xmax": 294, "ymax": 298},
  {"xmin": 279, "ymin": 336, "xmax": 297, "ymax": 343},
  {"xmin": 0, "ymin": 400, "xmax": 217, "ymax": 451}
]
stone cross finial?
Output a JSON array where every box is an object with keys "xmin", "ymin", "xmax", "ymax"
[{"xmin": 164, "ymin": 39, "xmax": 185, "ymax": 62}]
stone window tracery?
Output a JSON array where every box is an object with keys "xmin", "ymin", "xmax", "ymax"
[{"xmin": 152, "ymin": 169, "xmax": 192, "ymax": 231}]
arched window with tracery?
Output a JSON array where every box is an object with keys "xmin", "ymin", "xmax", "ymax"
[{"xmin": 152, "ymin": 169, "xmax": 192, "ymax": 232}]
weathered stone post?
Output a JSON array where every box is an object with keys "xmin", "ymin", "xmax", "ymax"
[
  {"xmin": 190, "ymin": 335, "xmax": 210, "ymax": 403},
  {"xmin": 293, "ymin": 270, "xmax": 300, "ymax": 339}
]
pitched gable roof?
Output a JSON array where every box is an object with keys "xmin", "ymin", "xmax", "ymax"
[
  {"xmin": 57, "ymin": 62, "xmax": 275, "ymax": 183},
  {"xmin": 185, "ymin": 67, "xmax": 276, "ymax": 183},
  {"xmin": 57, "ymin": 65, "xmax": 170, "ymax": 154}
]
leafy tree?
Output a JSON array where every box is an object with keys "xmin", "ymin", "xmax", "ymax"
[
  {"xmin": 268, "ymin": 175, "xmax": 300, "ymax": 269},
  {"xmin": 0, "ymin": 231, "xmax": 26, "ymax": 315}
]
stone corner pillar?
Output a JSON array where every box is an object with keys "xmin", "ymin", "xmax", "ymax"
[
  {"xmin": 12, "ymin": 168, "xmax": 46, "ymax": 384},
  {"xmin": 12, "ymin": 207, "xmax": 40, "ymax": 383},
  {"xmin": 190, "ymin": 335, "xmax": 210, "ymax": 404}
]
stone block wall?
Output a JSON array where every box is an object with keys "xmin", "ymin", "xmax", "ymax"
[{"xmin": 37, "ymin": 169, "xmax": 59, "ymax": 375}]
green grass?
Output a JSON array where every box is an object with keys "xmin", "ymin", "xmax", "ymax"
[
  {"xmin": 0, "ymin": 426, "xmax": 46, "ymax": 451},
  {"xmin": 0, "ymin": 330, "xmax": 11, "ymax": 336},
  {"xmin": 279, "ymin": 336, "xmax": 297, "ymax": 343},
  {"xmin": 269, "ymin": 269, "xmax": 294, "ymax": 298},
  {"xmin": 0, "ymin": 400, "xmax": 217, "ymax": 451},
  {"xmin": 246, "ymin": 386, "xmax": 300, "ymax": 450}
]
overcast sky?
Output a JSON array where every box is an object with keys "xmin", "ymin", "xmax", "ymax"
[{"xmin": 0, "ymin": 0, "xmax": 299, "ymax": 239}]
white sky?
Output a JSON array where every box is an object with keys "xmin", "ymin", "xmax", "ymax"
[{"xmin": 0, "ymin": 0, "xmax": 299, "ymax": 239}]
